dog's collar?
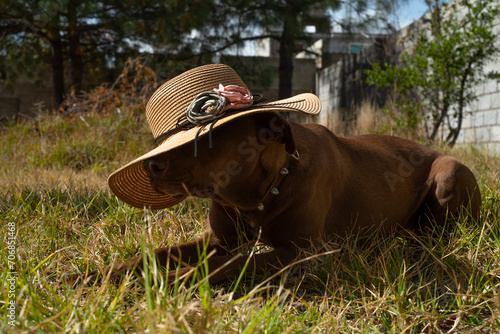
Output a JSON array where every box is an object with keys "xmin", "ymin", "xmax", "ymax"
[{"xmin": 255, "ymin": 150, "xmax": 299, "ymax": 212}]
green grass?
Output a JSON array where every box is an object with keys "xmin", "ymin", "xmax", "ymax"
[{"xmin": 1, "ymin": 111, "xmax": 499, "ymax": 333}]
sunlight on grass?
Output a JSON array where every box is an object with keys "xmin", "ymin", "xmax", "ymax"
[{"xmin": 1, "ymin": 111, "xmax": 499, "ymax": 332}]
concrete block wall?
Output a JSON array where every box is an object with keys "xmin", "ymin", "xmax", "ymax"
[
  {"xmin": 315, "ymin": 62, "xmax": 342, "ymax": 126},
  {"xmin": 315, "ymin": 45, "xmax": 382, "ymax": 128},
  {"xmin": 452, "ymin": 81, "xmax": 500, "ymax": 154},
  {"xmin": 444, "ymin": 13, "xmax": 500, "ymax": 154}
]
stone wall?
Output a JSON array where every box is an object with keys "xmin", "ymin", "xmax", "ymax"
[{"xmin": 0, "ymin": 79, "xmax": 56, "ymax": 121}]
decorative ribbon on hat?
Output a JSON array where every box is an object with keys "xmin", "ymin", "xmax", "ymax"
[
  {"xmin": 184, "ymin": 84, "xmax": 254, "ymax": 126},
  {"xmin": 185, "ymin": 92, "xmax": 227, "ymax": 125},
  {"xmin": 215, "ymin": 84, "xmax": 254, "ymax": 110}
]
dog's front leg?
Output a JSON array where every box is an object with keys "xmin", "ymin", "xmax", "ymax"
[
  {"xmin": 78, "ymin": 204, "xmax": 242, "ymax": 286},
  {"xmin": 79, "ymin": 231, "xmax": 228, "ymax": 285},
  {"xmin": 167, "ymin": 246, "xmax": 298, "ymax": 284}
]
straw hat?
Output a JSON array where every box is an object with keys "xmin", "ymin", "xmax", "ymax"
[{"xmin": 108, "ymin": 63, "xmax": 321, "ymax": 209}]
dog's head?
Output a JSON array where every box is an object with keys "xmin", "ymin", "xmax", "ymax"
[{"xmin": 143, "ymin": 113, "xmax": 295, "ymax": 207}]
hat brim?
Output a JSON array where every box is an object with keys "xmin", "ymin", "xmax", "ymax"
[{"xmin": 108, "ymin": 93, "xmax": 321, "ymax": 209}]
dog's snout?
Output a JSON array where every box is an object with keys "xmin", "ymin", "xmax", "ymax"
[{"xmin": 143, "ymin": 158, "xmax": 167, "ymax": 178}]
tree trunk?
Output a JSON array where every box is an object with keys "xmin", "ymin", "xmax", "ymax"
[
  {"xmin": 428, "ymin": 100, "xmax": 449, "ymax": 143},
  {"xmin": 68, "ymin": 1, "xmax": 83, "ymax": 94},
  {"xmin": 447, "ymin": 58, "xmax": 474, "ymax": 147},
  {"xmin": 69, "ymin": 38, "xmax": 83, "ymax": 94},
  {"xmin": 278, "ymin": 10, "xmax": 296, "ymax": 100},
  {"xmin": 47, "ymin": 27, "xmax": 66, "ymax": 107}
]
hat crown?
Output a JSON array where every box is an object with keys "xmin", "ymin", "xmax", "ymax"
[{"xmin": 146, "ymin": 64, "xmax": 249, "ymax": 139}]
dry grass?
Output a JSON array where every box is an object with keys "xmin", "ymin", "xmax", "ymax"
[
  {"xmin": 1, "ymin": 108, "xmax": 499, "ymax": 333},
  {"xmin": 325, "ymin": 101, "xmax": 392, "ymax": 137}
]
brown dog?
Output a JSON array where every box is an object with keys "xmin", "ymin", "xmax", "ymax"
[{"xmin": 83, "ymin": 112, "xmax": 481, "ymax": 285}]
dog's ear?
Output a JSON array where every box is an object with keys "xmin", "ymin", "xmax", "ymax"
[{"xmin": 254, "ymin": 113, "xmax": 296, "ymax": 155}]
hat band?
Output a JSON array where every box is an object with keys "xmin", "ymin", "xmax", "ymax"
[{"xmin": 153, "ymin": 92, "xmax": 266, "ymax": 148}]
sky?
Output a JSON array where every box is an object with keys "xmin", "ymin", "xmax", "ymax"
[
  {"xmin": 329, "ymin": 0, "xmax": 434, "ymax": 32},
  {"xmin": 396, "ymin": 0, "xmax": 433, "ymax": 28}
]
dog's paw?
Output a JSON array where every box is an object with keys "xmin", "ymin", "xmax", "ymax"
[
  {"xmin": 66, "ymin": 270, "xmax": 103, "ymax": 288},
  {"xmin": 68, "ymin": 265, "xmax": 135, "ymax": 288},
  {"xmin": 166, "ymin": 266, "xmax": 201, "ymax": 286}
]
